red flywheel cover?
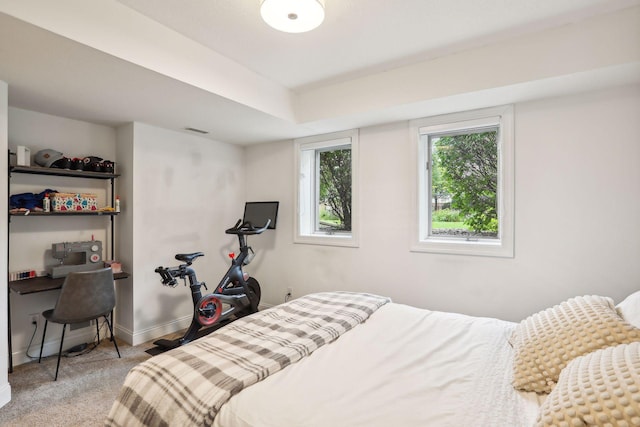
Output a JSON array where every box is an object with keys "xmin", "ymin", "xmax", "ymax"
[{"xmin": 196, "ymin": 295, "xmax": 222, "ymax": 326}]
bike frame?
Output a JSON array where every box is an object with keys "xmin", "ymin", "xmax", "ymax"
[
  {"xmin": 153, "ymin": 220, "xmax": 269, "ymax": 348},
  {"xmin": 215, "ymin": 232, "xmax": 251, "ymax": 294}
]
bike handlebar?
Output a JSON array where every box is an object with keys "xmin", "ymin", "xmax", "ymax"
[
  {"xmin": 225, "ymin": 219, "xmax": 271, "ymax": 235},
  {"xmin": 154, "ymin": 266, "xmax": 178, "ymax": 287},
  {"xmin": 156, "ymin": 218, "xmax": 270, "ymax": 287}
]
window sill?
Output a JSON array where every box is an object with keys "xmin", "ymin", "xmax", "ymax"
[
  {"xmin": 411, "ymin": 237, "xmax": 513, "ymax": 258},
  {"xmin": 294, "ymin": 233, "xmax": 358, "ymax": 248}
]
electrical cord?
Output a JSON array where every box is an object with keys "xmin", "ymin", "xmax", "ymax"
[
  {"xmin": 25, "ymin": 316, "xmax": 113, "ymax": 360},
  {"xmin": 64, "ymin": 318, "xmax": 111, "ymax": 358},
  {"xmin": 25, "ymin": 320, "xmax": 40, "ymax": 359}
]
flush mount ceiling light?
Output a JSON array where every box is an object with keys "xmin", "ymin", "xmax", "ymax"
[{"xmin": 260, "ymin": 0, "xmax": 325, "ymax": 33}]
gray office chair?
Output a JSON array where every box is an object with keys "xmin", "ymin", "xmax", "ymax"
[{"xmin": 38, "ymin": 267, "xmax": 121, "ymax": 380}]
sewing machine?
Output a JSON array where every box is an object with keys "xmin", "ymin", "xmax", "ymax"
[{"xmin": 48, "ymin": 240, "xmax": 103, "ymax": 278}]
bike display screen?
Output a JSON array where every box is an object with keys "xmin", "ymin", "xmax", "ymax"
[{"xmin": 243, "ymin": 201, "xmax": 279, "ymax": 229}]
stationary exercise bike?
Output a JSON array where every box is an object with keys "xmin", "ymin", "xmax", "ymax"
[{"xmin": 153, "ymin": 218, "xmax": 271, "ymax": 349}]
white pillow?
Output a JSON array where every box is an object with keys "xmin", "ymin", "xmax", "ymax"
[{"xmin": 617, "ymin": 291, "xmax": 640, "ymax": 329}]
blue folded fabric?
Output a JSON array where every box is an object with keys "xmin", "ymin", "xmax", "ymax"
[{"xmin": 10, "ymin": 189, "xmax": 57, "ymax": 209}]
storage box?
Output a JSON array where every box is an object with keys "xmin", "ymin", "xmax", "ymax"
[
  {"xmin": 104, "ymin": 260, "xmax": 122, "ymax": 273},
  {"xmin": 51, "ymin": 193, "xmax": 98, "ymax": 211},
  {"xmin": 16, "ymin": 146, "xmax": 31, "ymax": 166}
]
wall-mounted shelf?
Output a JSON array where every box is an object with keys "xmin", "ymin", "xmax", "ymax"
[
  {"xmin": 9, "ymin": 211, "xmax": 118, "ymax": 217},
  {"xmin": 7, "ymin": 151, "xmax": 124, "ymax": 373},
  {"xmin": 10, "ymin": 164, "xmax": 119, "ymax": 179}
]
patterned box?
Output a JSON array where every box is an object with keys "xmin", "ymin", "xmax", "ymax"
[{"xmin": 51, "ymin": 192, "xmax": 98, "ymax": 211}]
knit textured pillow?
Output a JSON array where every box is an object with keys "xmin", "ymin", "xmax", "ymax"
[
  {"xmin": 511, "ymin": 295, "xmax": 640, "ymax": 393},
  {"xmin": 617, "ymin": 291, "xmax": 640, "ymax": 329},
  {"xmin": 535, "ymin": 342, "xmax": 640, "ymax": 427}
]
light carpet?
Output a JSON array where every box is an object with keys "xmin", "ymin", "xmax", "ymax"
[{"xmin": 0, "ymin": 338, "xmax": 153, "ymax": 427}]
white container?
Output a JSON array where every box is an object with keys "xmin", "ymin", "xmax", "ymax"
[{"xmin": 16, "ymin": 146, "xmax": 31, "ymax": 166}]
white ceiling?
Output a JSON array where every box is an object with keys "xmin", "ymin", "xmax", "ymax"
[
  {"xmin": 114, "ymin": 0, "xmax": 635, "ymax": 90},
  {"xmin": 0, "ymin": 0, "xmax": 638, "ymax": 145}
]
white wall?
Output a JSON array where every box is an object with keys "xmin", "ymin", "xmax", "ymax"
[
  {"xmin": 246, "ymin": 84, "xmax": 640, "ymax": 322},
  {"xmin": 114, "ymin": 123, "xmax": 134, "ymax": 342},
  {"xmin": 0, "ymin": 81, "xmax": 12, "ymax": 407},
  {"xmin": 117, "ymin": 123, "xmax": 246, "ymax": 345}
]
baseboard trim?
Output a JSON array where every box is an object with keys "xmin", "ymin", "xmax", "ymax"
[
  {"xmin": 0, "ymin": 381, "xmax": 11, "ymax": 409},
  {"xmin": 116, "ymin": 315, "xmax": 192, "ymax": 347},
  {"xmin": 113, "ymin": 306, "xmax": 276, "ymax": 347}
]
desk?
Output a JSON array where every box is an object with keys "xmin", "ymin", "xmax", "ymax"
[{"xmin": 7, "ymin": 272, "xmax": 129, "ymax": 372}]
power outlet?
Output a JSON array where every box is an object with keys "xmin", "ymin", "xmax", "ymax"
[{"xmin": 28, "ymin": 313, "xmax": 39, "ymax": 326}]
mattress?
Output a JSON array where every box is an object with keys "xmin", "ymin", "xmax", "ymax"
[
  {"xmin": 106, "ymin": 292, "xmax": 390, "ymax": 426},
  {"xmin": 214, "ymin": 302, "xmax": 543, "ymax": 427}
]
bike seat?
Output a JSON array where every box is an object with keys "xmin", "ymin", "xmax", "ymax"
[{"xmin": 175, "ymin": 252, "xmax": 204, "ymax": 264}]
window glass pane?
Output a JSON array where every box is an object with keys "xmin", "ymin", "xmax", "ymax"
[
  {"xmin": 295, "ymin": 129, "xmax": 359, "ymax": 247},
  {"xmin": 430, "ymin": 128, "xmax": 499, "ymax": 240},
  {"xmin": 318, "ymin": 147, "xmax": 351, "ymax": 232}
]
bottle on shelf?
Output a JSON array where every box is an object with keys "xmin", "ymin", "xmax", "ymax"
[
  {"xmin": 115, "ymin": 196, "xmax": 121, "ymax": 213},
  {"xmin": 43, "ymin": 194, "xmax": 50, "ymax": 212}
]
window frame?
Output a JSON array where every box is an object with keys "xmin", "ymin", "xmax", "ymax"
[
  {"xmin": 410, "ymin": 105, "xmax": 514, "ymax": 258},
  {"xmin": 294, "ymin": 129, "xmax": 359, "ymax": 247}
]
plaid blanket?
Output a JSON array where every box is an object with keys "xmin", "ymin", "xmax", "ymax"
[{"xmin": 105, "ymin": 292, "xmax": 390, "ymax": 427}]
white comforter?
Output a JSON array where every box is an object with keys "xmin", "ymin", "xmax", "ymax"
[{"xmin": 214, "ymin": 302, "xmax": 543, "ymax": 427}]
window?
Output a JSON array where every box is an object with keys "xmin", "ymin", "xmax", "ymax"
[
  {"xmin": 411, "ymin": 105, "xmax": 514, "ymax": 257},
  {"xmin": 295, "ymin": 130, "xmax": 359, "ymax": 247}
]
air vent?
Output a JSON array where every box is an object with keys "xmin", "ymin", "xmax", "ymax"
[{"xmin": 184, "ymin": 127, "xmax": 209, "ymax": 135}]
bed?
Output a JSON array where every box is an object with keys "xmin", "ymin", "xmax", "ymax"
[{"xmin": 106, "ymin": 291, "xmax": 640, "ymax": 427}]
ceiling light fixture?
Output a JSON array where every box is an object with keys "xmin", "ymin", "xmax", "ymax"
[{"xmin": 260, "ymin": 0, "xmax": 325, "ymax": 33}]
